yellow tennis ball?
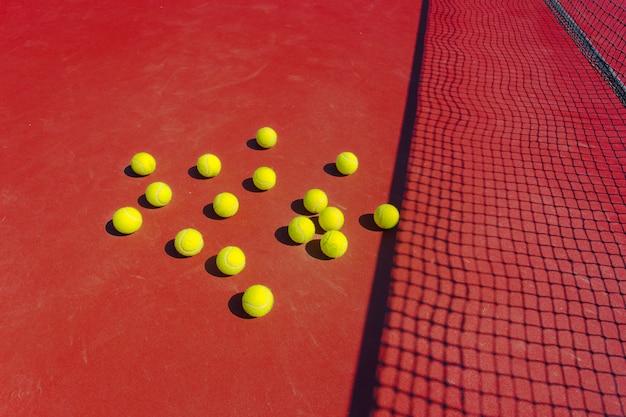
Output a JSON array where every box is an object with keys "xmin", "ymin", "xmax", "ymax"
[
  {"xmin": 242, "ymin": 284, "xmax": 274, "ymax": 318},
  {"xmin": 288, "ymin": 216, "xmax": 316, "ymax": 244},
  {"xmin": 320, "ymin": 230, "xmax": 348, "ymax": 259},
  {"xmin": 197, "ymin": 154, "xmax": 221, "ymax": 178},
  {"xmin": 112, "ymin": 206, "xmax": 142, "ymax": 234},
  {"xmin": 216, "ymin": 246, "xmax": 246, "ymax": 275},
  {"xmin": 174, "ymin": 228, "xmax": 204, "ymax": 256},
  {"xmin": 374, "ymin": 203, "xmax": 400, "ymax": 229},
  {"xmin": 255, "ymin": 127, "xmax": 277, "ymax": 148},
  {"xmin": 213, "ymin": 192, "xmax": 239, "ymax": 218},
  {"xmin": 130, "ymin": 152, "xmax": 156, "ymax": 176},
  {"xmin": 318, "ymin": 206, "xmax": 345, "ymax": 231},
  {"xmin": 252, "ymin": 166, "xmax": 276, "ymax": 191},
  {"xmin": 145, "ymin": 182, "xmax": 172, "ymax": 207},
  {"xmin": 303, "ymin": 188, "xmax": 328, "ymax": 214},
  {"xmin": 336, "ymin": 151, "xmax": 358, "ymax": 175}
]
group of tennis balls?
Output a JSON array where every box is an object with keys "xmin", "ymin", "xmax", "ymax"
[{"xmin": 110, "ymin": 127, "xmax": 400, "ymax": 318}]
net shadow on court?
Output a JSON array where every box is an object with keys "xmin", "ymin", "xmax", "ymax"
[{"xmin": 350, "ymin": 0, "xmax": 626, "ymax": 415}]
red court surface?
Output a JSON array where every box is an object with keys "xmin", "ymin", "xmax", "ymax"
[
  {"xmin": 360, "ymin": 0, "xmax": 626, "ymax": 416},
  {"xmin": 0, "ymin": 1, "xmax": 421, "ymax": 416},
  {"xmin": 2, "ymin": 1, "xmax": 626, "ymax": 416}
]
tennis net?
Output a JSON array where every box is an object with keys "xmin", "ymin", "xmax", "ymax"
[
  {"xmin": 546, "ymin": 0, "xmax": 626, "ymax": 106},
  {"xmin": 350, "ymin": 0, "xmax": 626, "ymax": 415}
]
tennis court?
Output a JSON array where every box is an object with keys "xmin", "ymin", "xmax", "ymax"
[{"xmin": 1, "ymin": 0, "xmax": 625, "ymax": 416}]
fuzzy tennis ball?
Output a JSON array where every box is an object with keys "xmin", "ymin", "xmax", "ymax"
[
  {"xmin": 213, "ymin": 192, "xmax": 239, "ymax": 218},
  {"xmin": 242, "ymin": 284, "xmax": 274, "ymax": 318},
  {"xmin": 130, "ymin": 152, "xmax": 156, "ymax": 176},
  {"xmin": 374, "ymin": 203, "xmax": 400, "ymax": 229},
  {"xmin": 318, "ymin": 206, "xmax": 344, "ymax": 231},
  {"xmin": 303, "ymin": 188, "xmax": 328, "ymax": 214},
  {"xmin": 252, "ymin": 166, "xmax": 276, "ymax": 191},
  {"xmin": 336, "ymin": 151, "xmax": 358, "ymax": 175},
  {"xmin": 255, "ymin": 127, "xmax": 277, "ymax": 148},
  {"xmin": 288, "ymin": 216, "xmax": 316, "ymax": 244},
  {"xmin": 216, "ymin": 246, "xmax": 246, "ymax": 275},
  {"xmin": 320, "ymin": 230, "xmax": 348, "ymax": 259},
  {"xmin": 145, "ymin": 182, "xmax": 172, "ymax": 207},
  {"xmin": 174, "ymin": 228, "xmax": 204, "ymax": 257},
  {"xmin": 112, "ymin": 206, "xmax": 142, "ymax": 234},
  {"xmin": 197, "ymin": 153, "xmax": 221, "ymax": 178}
]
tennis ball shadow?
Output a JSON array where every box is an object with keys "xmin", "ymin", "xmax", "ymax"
[
  {"xmin": 105, "ymin": 220, "xmax": 126, "ymax": 236},
  {"xmin": 246, "ymin": 138, "xmax": 266, "ymax": 151},
  {"xmin": 306, "ymin": 239, "xmax": 332, "ymax": 260},
  {"xmin": 228, "ymin": 292, "xmax": 254, "ymax": 319},
  {"xmin": 203, "ymin": 203, "xmax": 226, "ymax": 220},
  {"xmin": 188, "ymin": 166, "xmax": 207, "ymax": 180},
  {"xmin": 164, "ymin": 239, "xmax": 187, "ymax": 259},
  {"xmin": 275, "ymin": 226, "xmax": 300, "ymax": 246},
  {"xmin": 123, "ymin": 165, "xmax": 143, "ymax": 178},
  {"xmin": 242, "ymin": 177, "xmax": 264, "ymax": 193},
  {"xmin": 311, "ymin": 216, "xmax": 325, "ymax": 235},
  {"xmin": 359, "ymin": 213, "xmax": 381, "ymax": 231},
  {"xmin": 323, "ymin": 163, "xmax": 344, "ymax": 177},
  {"xmin": 137, "ymin": 194, "xmax": 160, "ymax": 209},
  {"xmin": 291, "ymin": 199, "xmax": 310, "ymax": 215},
  {"xmin": 205, "ymin": 255, "xmax": 230, "ymax": 278}
]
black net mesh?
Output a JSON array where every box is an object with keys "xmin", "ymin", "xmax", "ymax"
[
  {"xmin": 351, "ymin": 0, "xmax": 626, "ymax": 415},
  {"xmin": 546, "ymin": 0, "xmax": 626, "ymax": 106}
]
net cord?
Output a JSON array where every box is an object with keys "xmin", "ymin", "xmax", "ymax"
[{"xmin": 545, "ymin": 0, "xmax": 626, "ymax": 107}]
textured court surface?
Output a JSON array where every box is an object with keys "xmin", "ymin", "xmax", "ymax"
[
  {"xmin": 2, "ymin": 1, "xmax": 626, "ymax": 416},
  {"xmin": 359, "ymin": 0, "xmax": 626, "ymax": 416},
  {"xmin": 0, "ymin": 1, "xmax": 420, "ymax": 416}
]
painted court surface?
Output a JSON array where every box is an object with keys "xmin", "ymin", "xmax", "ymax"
[{"xmin": 1, "ymin": 1, "xmax": 625, "ymax": 416}]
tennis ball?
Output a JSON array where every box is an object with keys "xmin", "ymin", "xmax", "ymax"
[
  {"xmin": 320, "ymin": 230, "xmax": 348, "ymax": 259},
  {"xmin": 112, "ymin": 206, "xmax": 142, "ymax": 234},
  {"xmin": 303, "ymin": 188, "xmax": 328, "ymax": 214},
  {"xmin": 242, "ymin": 284, "xmax": 274, "ymax": 318},
  {"xmin": 336, "ymin": 151, "xmax": 358, "ymax": 175},
  {"xmin": 197, "ymin": 154, "xmax": 221, "ymax": 178},
  {"xmin": 256, "ymin": 127, "xmax": 277, "ymax": 148},
  {"xmin": 318, "ymin": 206, "xmax": 344, "ymax": 231},
  {"xmin": 145, "ymin": 182, "xmax": 172, "ymax": 207},
  {"xmin": 213, "ymin": 192, "xmax": 239, "ymax": 218},
  {"xmin": 374, "ymin": 203, "xmax": 400, "ymax": 229},
  {"xmin": 130, "ymin": 152, "xmax": 156, "ymax": 176},
  {"xmin": 216, "ymin": 246, "xmax": 246, "ymax": 275},
  {"xmin": 288, "ymin": 216, "xmax": 316, "ymax": 244},
  {"xmin": 252, "ymin": 166, "xmax": 276, "ymax": 191},
  {"xmin": 174, "ymin": 228, "xmax": 204, "ymax": 257}
]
